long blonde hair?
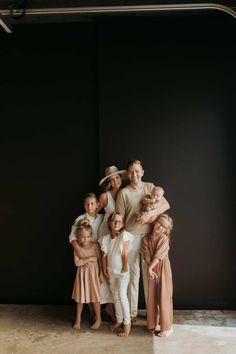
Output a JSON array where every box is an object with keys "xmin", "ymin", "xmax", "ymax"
[{"xmin": 156, "ymin": 213, "xmax": 173, "ymax": 238}]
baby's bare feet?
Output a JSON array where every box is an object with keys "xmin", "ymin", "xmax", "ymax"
[
  {"xmin": 118, "ymin": 323, "xmax": 131, "ymax": 337},
  {"xmin": 110, "ymin": 322, "xmax": 122, "ymax": 331}
]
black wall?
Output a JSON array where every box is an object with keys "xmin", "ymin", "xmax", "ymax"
[
  {"xmin": 0, "ymin": 13, "xmax": 235, "ymax": 308},
  {"xmin": 0, "ymin": 23, "xmax": 99, "ymax": 303},
  {"xmin": 98, "ymin": 14, "xmax": 236, "ymax": 309}
]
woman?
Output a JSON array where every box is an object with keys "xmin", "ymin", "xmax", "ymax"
[
  {"xmin": 98, "ymin": 165, "xmax": 127, "ymax": 238},
  {"xmin": 97, "ymin": 165, "xmax": 127, "ymax": 323}
]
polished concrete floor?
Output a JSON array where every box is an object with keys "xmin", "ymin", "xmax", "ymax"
[{"xmin": 0, "ymin": 305, "xmax": 235, "ymax": 354}]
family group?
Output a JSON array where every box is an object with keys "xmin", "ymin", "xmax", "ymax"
[{"xmin": 68, "ymin": 159, "xmax": 173, "ymax": 337}]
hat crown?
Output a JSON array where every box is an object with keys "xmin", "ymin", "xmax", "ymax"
[{"xmin": 104, "ymin": 166, "xmax": 119, "ymax": 177}]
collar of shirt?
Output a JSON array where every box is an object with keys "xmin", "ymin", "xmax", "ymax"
[{"xmin": 84, "ymin": 213, "xmax": 97, "ymax": 222}]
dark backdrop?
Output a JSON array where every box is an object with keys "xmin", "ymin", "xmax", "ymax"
[
  {"xmin": 98, "ymin": 13, "xmax": 236, "ymax": 309},
  {"xmin": 0, "ymin": 23, "xmax": 99, "ymax": 303},
  {"xmin": 0, "ymin": 13, "xmax": 235, "ymax": 308}
]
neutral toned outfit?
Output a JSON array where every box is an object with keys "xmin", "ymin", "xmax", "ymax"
[
  {"xmin": 142, "ymin": 234, "xmax": 173, "ymax": 331},
  {"xmin": 116, "ymin": 182, "xmax": 154, "ymax": 317},
  {"xmin": 69, "ymin": 212, "xmax": 112, "ymax": 304},
  {"xmin": 100, "ymin": 231, "xmax": 133, "ymax": 325},
  {"xmin": 69, "ymin": 212, "xmax": 104, "ymax": 243},
  {"xmin": 72, "ymin": 242, "xmax": 101, "ymax": 304},
  {"xmin": 98, "ymin": 191, "xmax": 115, "ymax": 238},
  {"xmin": 97, "ymin": 191, "xmax": 116, "ymax": 304}
]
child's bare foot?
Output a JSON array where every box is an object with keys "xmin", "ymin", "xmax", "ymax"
[
  {"xmin": 157, "ymin": 327, "xmax": 173, "ymax": 337},
  {"xmin": 89, "ymin": 310, "xmax": 95, "ymax": 325},
  {"xmin": 90, "ymin": 318, "xmax": 101, "ymax": 330},
  {"xmin": 110, "ymin": 322, "xmax": 122, "ymax": 331},
  {"xmin": 118, "ymin": 323, "xmax": 131, "ymax": 337},
  {"xmin": 73, "ymin": 321, "xmax": 81, "ymax": 330},
  {"xmin": 148, "ymin": 328, "xmax": 156, "ymax": 334},
  {"xmin": 131, "ymin": 316, "xmax": 137, "ymax": 324}
]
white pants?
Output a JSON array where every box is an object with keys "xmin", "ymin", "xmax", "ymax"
[{"xmin": 109, "ymin": 272, "xmax": 130, "ymax": 325}]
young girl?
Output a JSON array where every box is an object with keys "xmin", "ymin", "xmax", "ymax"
[
  {"xmin": 71, "ymin": 221, "xmax": 102, "ymax": 330},
  {"xmin": 141, "ymin": 213, "xmax": 174, "ymax": 337},
  {"xmin": 100, "ymin": 212, "xmax": 133, "ymax": 337},
  {"xmin": 69, "ymin": 192, "xmax": 113, "ymax": 323}
]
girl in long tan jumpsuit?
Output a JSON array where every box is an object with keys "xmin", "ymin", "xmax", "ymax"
[{"xmin": 142, "ymin": 213, "xmax": 174, "ymax": 337}]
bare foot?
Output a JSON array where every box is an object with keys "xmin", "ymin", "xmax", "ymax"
[
  {"xmin": 157, "ymin": 327, "xmax": 173, "ymax": 337},
  {"xmin": 148, "ymin": 328, "xmax": 156, "ymax": 334},
  {"xmin": 89, "ymin": 310, "xmax": 95, "ymax": 325},
  {"xmin": 90, "ymin": 318, "xmax": 101, "ymax": 330},
  {"xmin": 73, "ymin": 321, "xmax": 81, "ymax": 330},
  {"xmin": 131, "ymin": 316, "xmax": 137, "ymax": 323},
  {"xmin": 110, "ymin": 322, "xmax": 122, "ymax": 331},
  {"xmin": 118, "ymin": 323, "xmax": 131, "ymax": 337}
]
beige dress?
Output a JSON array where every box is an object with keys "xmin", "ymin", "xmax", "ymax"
[
  {"xmin": 142, "ymin": 234, "xmax": 173, "ymax": 331},
  {"xmin": 72, "ymin": 242, "xmax": 101, "ymax": 304}
]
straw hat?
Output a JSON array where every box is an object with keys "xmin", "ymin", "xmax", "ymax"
[{"xmin": 99, "ymin": 165, "xmax": 127, "ymax": 186}]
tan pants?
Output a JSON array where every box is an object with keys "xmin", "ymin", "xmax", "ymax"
[{"xmin": 128, "ymin": 234, "xmax": 148, "ymax": 317}]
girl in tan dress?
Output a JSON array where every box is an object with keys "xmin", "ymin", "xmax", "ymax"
[
  {"xmin": 142, "ymin": 213, "xmax": 174, "ymax": 337},
  {"xmin": 72, "ymin": 221, "xmax": 103, "ymax": 330}
]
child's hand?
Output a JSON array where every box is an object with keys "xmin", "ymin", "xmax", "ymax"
[
  {"xmin": 82, "ymin": 262, "xmax": 89, "ymax": 269},
  {"xmin": 121, "ymin": 268, "xmax": 128, "ymax": 273},
  {"xmin": 99, "ymin": 272, "xmax": 105, "ymax": 284},
  {"xmin": 104, "ymin": 272, "xmax": 110, "ymax": 284},
  {"xmin": 148, "ymin": 267, "xmax": 158, "ymax": 281},
  {"xmin": 88, "ymin": 256, "xmax": 97, "ymax": 263}
]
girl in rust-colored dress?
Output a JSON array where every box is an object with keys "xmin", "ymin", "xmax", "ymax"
[
  {"xmin": 72, "ymin": 221, "xmax": 103, "ymax": 330},
  {"xmin": 142, "ymin": 213, "xmax": 174, "ymax": 337}
]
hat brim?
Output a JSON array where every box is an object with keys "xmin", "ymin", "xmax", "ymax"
[{"xmin": 99, "ymin": 170, "xmax": 127, "ymax": 186}]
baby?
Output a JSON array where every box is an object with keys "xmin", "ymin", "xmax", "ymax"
[
  {"xmin": 142, "ymin": 186, "xmax": 165, "ymax": 212},
  {"xmin": 137, "ymin": 186, "xmax": 166, "ymax": 223}
]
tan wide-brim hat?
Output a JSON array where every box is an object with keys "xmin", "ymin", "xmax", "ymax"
[{"xmin": 99, "ymin": 165, "xmax": 127, "ymax": 186}]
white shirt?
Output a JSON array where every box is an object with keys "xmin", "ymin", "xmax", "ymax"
[
  {"xmin": 99, "ymin": 230, "xmax": 133, "ymax": 276},
  {"xmin": 69, "ymin": 212, "xmax": 104, "ymax": 243}
]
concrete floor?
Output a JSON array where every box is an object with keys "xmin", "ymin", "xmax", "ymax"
[{"xmin": 0, "ymin": 305, "xmax": 235, "ymax": 354}]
